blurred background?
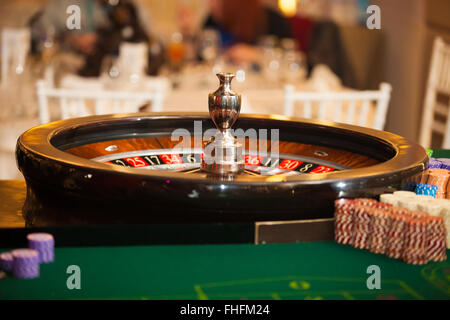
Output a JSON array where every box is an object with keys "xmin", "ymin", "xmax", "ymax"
[{"xmin": 0, "ymin": 0, "xmax": 449, "ymax": 179}]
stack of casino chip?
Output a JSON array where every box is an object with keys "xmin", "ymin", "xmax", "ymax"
[
  {"xmin": 447, "ymin": 181, "xmax": 450, "ymax": 200},
  {"xmin": 352, "ymin": 199, "xmax": 377, "ymax": 249},
  {"xmin": 352, "ymin": 205, "xmax": 372, "ymax": 249},
  {"xmin": 334, "ymin": 196, "xmax": 448, "ymax": 265},
  {"xmin": 425, "ymin": 216, "xmax": 447, "ymax": 262},
  {"xmin": 11, "ymin": 249, "xmax": 40, "ymax": 279},
  {"xmin": 415, "ymin": 184, "xmax": 438, "ymax": 197},
  {"xmin": 334, "ymin": 199, "xmax": 355, "ymax": 245},
  {"xmin": 426, "ymin": 169, "xmax": 449, "ymax": 198},
  {"xmin": 402, "ymin": 181, "xmax": 418, "ymax": 192},
  {"xmin": 418, "ymin": 200, "xmax": 443, "ymax": 217},
  {"xmin": 374, "ymin": 202, "xmax": 393, "ymax": 211},
  {"xmin": 379, "ymin": 193, "xmax": 398, "ymax": 206},
  {"xmin": 437, "ymin": 158, "xmax": 450, "ymax": 170},
  {"xmin": 428, "ymin": 158, "xmax": 443, "ymax": 169},
  {"xmin": 0, "ymin": 252, "xmax": 13, "ymax": 272},
  {"xmin": 27, "ymin": 233, "xmax": 55, "ymax": 263},
  {"xmin": 0, "ymin": 232, "xmax": 55, "ymax": 279},
  {"xmin": 386, "ymin": 211, "xmax": 408, "ymax": 259},
  {"xmin": 391, "ymin": 191, "xmax": 419, "ymax": 210},
  {"xmin": 354, "ymin": 198, "xmax": 378, "ymax": 207},
  {"xmin": 393, "ymin": 191, "xmax": 416, "ymax": 198},
  {"xmin": 402, "ymin": 218, "xmax": 428, "ymax": 265},
  {"xmin": 405, "ymin": 158, "xmax": 450, "ymax": 198},
  {"xmin": 368, "ymin": 209, "xmax": 391, "ymax": 254},
  {"xmin": 384, "ymin": 192, "xmax": 450, "ymax": 248},
  {"xmin": 397, "ymin": 197, "xmax": 419, "ymax": 211}
]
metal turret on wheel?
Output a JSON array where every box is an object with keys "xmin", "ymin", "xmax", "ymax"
[{"xmin": 201, "ymin": 73, "xmax": 244, "ymax": 175}]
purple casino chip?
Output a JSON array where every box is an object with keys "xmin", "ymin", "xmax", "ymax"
[
  {"xmin": 27, "ymin": 233, "xmax": 54, "ymax": 263},
  {"xmin": 428, "ymin": 158, "xmax": 443, "ymax": 169},
  {"xmin": 0, "ymin": 252, "xmax": 13, "ymax": 271},
  {"xmin": 12, "ymin": 249, "xmax": 39, "ymax": 279},
  {"xmin": 437, "ymin": 158, "xmax": 450, "ymax": 170}
]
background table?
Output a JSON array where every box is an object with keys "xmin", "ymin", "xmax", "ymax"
[{"xmin": 0, "ymin": 60, "xmax": 371, "ymax": 180}]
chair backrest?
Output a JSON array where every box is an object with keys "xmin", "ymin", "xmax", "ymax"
[
  {"xmin": 36, "ymin": 78, "xmax": 168, "ymax": 124},
  {"xmin": 419, "ymin": 37, "xmax": 450, "ymax": 149},
  {"xmin": 1, "ymin": 28, "xmax": 30, "ymax": 87},
  {"xmin": 283, "ymin": 83, "xmax": 392, "ymax": 130},
  {"xmin": 118, "ymin": 42, "xmax": 148, "ymax": 78}
]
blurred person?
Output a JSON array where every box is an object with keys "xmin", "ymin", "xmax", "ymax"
[
  {"xmin": 290, "ymin": 16, "xmax": 356, "ymax": 87},
  {"xmin": 202, "ymin": 0, "xmax": 292, "ymax": 65},
  {"xmin": 29, "ymin": 0, "xmax": 111, "ymax": 56},
  {"xmin": 176, "ymin": 5, "xmax": 197, "ymax": 62},
  {"xmin": 78, "ymin": 0, "xmax": 164, "ymax": 77}
]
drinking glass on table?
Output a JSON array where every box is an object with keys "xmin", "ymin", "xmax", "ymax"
[
  {"xmin": 198, "ymin": 29, "xmax": 220, "ymax": 65},
  {"xmin": 259, "ymin": 35, "xmax": 278, "ymax": 51},
  {"xmin": 282, "ymin": 50, "xmax": 307, "ymax": 84},
  {"xmin": 100, "ymin": 55, "xmax": 122, "ymax": 90},
  {"xmin": 168, "ymin": 32, "xmax": 185, "ymax": 70},
  {"xmin": 279, "ymin": 38, "xmax": 307, "ymax": 84},
  {"xmin": 167, "ymin": 32, "xmax": 185, "ymax": 88},
  {"xmin": 262, "ymin": 47, "xmax": 283, "ymax": 84},
  {"xmin": 2, "ymin": 28, "xmax": 32, "ymax": 116},
  {"xmin": 258, "ymin": 35, "xmax": 282, "ymax": 84},
  {"xmin": 119, "ymin": 42, "xmax": 148, "ymax": 86}
]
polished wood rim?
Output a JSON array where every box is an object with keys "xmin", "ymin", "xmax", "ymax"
[{"xmin": 66, "ymin": 137, "xmax": 380, "ymax": 169}]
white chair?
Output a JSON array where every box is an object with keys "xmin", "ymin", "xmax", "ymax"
[
  {"xmin": 283, "ymin": 83, "xmax": 392, "ymax": 130},
  {"xmin": 36, "ymin": 78, "xmax": 168, "ymax": 124},
  {"xmin": 1, "ymin": 28, "xmax": 30, "ymax": 87},
  {"xmin": 419, "ymin": 37, "xmax": 450, "ymax": 149},
  {"xmin": 118, "ymin": 42, "xmax": 148, "ymax": 80}
]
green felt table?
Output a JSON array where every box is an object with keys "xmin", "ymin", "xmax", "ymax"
[
  {"xmin": 427, "ymin": 149, "xmax": 450, "ymax": 158},
  {"xmin": 1, "ymin": 242, "xmax": 449, "ymax": 300}
]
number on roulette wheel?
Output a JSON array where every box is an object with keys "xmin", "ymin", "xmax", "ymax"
[{"xmin": 15, "ymin": 73, "xmax": 427, "ymax": 226}]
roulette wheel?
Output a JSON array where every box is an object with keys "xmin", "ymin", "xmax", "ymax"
[{"xmin": 15, "ymin": 73, "xmax": 428, "ymax": 226}]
